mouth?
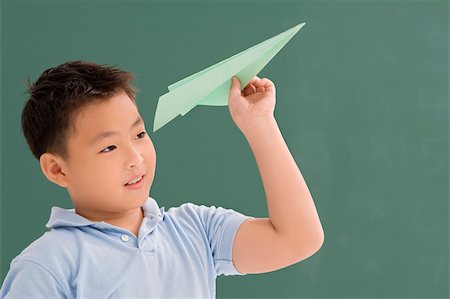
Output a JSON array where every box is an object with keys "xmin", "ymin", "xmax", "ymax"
[{"xmin": 124, "ymin": 174, "xmax": 145, "ymax": 190}]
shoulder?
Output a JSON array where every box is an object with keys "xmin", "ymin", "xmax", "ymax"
[
  {"xmin": 166, "ymin": 202, "xmax": 246, "ymax": 220},
  {"xmin": 163, "ymin": 202, "xmax": 238, "ymax": 228},
  {"xmin": 164, "ymin": 202, "xmax": 254, "ymax": 277},
  {"xmin": 11, "ymin": 227, "xmax": 79, "ymax": 277},
  {"xmin": 1, "ymin": 229, "xmax": 76, "ymax": 297},
  {"xmin": 1, "ymin": 228, "xmax": 79, "ymax": 296},
  {"xmin": 163, "ymin": 202, "xmax": 253, "ymax": 241},
  {"xmin": 15, "ymin": 227, "xmax": 77, "ymax": 259}
]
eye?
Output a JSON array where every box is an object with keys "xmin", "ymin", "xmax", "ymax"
[
  {"xmin": 136, "ymin": 131, "xmax": 147, "ymax": 139},
  {"xmin": 100, "ymin": 145, "xmax": 116, "ymax": 153},
  {"xmin": 99, "ymin": 132, "xmax": 147, "ymax": 154}
]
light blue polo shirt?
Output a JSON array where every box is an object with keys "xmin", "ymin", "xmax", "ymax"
[{"xmin": 0, "ymin": 196, "xmax": 254, "ymax": 298}]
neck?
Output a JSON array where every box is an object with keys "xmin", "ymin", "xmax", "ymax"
[{"xmin": 76, "ymin": 206, "xmax": 145, "ymax": 238}]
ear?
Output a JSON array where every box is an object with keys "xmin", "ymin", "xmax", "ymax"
[{"xmin": 39, "ymin": 153, "xmax": 69, "ymax": 188}]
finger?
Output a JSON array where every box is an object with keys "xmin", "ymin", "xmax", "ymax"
[
  {"xmin": 259, "ymin": 78, "xmax": 275, "ymax": 92},
  {"xmin": 247, "ymin": 76, "xmax": 260, "ymax": 86},
  {"xmin": 254, "ymin": 77, "xmax": 270, "ymax": 87},
  {"xmin": 250, "ymin": 78, "xmax": 269, "ymax": 93},
  {"xmin": 243, "ymin": 82, "xmax": 254, "ymax": 93},
  {"xmin": 243, "ymin": 84, "xmax": 256, "ymax": 96},
  {"xmin": 229, "ymin": 76, "xmax": 242, "ymax": 98},
  {"xmin": 243, "ymin": 83, "xmax": 255, "ymax": 94}
]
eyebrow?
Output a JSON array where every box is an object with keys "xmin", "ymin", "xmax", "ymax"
[{"xmin": 89, "ymin": 116, "xmax": 144, "ymax": 146}]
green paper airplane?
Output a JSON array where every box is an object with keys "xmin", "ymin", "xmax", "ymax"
[{"xmin": 153, "ymin": 22, "xmax": 306, "ymax": 132}]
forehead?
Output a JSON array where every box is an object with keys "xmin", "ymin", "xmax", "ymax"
[{"xmin": 71, "ymin": 92, "xmax": 141, "ymax": 141}]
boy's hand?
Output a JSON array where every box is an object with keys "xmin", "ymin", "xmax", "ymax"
[{"xmin": 228, "ymin": 76, "xmax": 276, "ymax": 134}]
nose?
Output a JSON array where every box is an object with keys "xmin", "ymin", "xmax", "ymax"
[{"xmin": 126, "ymin": 143, "xmax": 144, "ymax": 169}]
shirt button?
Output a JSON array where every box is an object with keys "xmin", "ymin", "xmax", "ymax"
[{"xmin": 121, "ymin": 234, "xmax": 130, "ymax": 242}]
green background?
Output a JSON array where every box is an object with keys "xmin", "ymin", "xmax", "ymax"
[{"xmin": 1, "ymin": 0, "xmax": 448, "ymax": 298}]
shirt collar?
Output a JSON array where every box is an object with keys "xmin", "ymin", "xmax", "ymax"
[{"xmin": 45, "ymin": 196, "xmax": 165, "ymax": 229}]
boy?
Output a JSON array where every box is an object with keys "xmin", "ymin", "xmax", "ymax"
[{"xmin": 0, "ymin": 60, "xmax": 324, "ymax": 298}]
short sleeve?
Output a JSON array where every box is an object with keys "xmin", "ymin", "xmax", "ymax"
[
  {"xmin": 0, "ymin": 259, "xmax": 67, "ymax": 299},
  {"xmin": 187, "ymin": 203, "xmax": 255, "ymax": 277}
]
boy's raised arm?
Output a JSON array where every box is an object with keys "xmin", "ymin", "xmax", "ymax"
[{"xmin": 228, "ymin": 76, "xmax": 324, "ymax": 274}]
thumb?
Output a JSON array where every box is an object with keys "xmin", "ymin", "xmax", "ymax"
[{"xmin": 229, "ymin": 76, "xmax": 242, "ymax": 99}]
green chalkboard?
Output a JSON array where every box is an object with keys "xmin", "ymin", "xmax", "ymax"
[{"xmin": 1, "ymin": 0, "xmax": 448, "ymax": 298}]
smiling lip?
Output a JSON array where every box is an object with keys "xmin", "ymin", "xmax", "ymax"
[
  {"xmin": 125, "ymin": 173, "xmax": 145, "ymax": 185},
  {"xmin": 124, "ymin": 175, "xmax": 145, "ymax": 190}
]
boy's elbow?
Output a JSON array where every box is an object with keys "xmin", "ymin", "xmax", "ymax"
[{"xmin": 292, "ymin": 231, "xmax": 324, "ymax": 257}]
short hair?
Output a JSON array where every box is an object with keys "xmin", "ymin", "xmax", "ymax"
[{"xmin": 21, "ymin": 60, "xmax": 138, "ymax": 161}]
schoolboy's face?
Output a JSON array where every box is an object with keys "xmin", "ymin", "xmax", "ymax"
[{"xmin": 59, "ymin": 91, "xmax": 156, "ymax": 217}]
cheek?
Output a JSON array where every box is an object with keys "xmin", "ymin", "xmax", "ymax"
[
  {"xmin": 144, "ymin": 137, "xmax": 156, "ymax": 156},
  {"xmin": 143, "ymin": 140, "xmax": 156, "ymax": 169},
  {"xmin": 147, "ymin": 142, "xmax": 156, "ymax": 164},
  {"xmin": 78, "ymin": 156, "xmax": 116, "ymax": 183}
]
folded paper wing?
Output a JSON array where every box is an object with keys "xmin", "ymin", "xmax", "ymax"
[{"xmin": 153, "ymin": 22, "xmax": 306, "ymax": 132}]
